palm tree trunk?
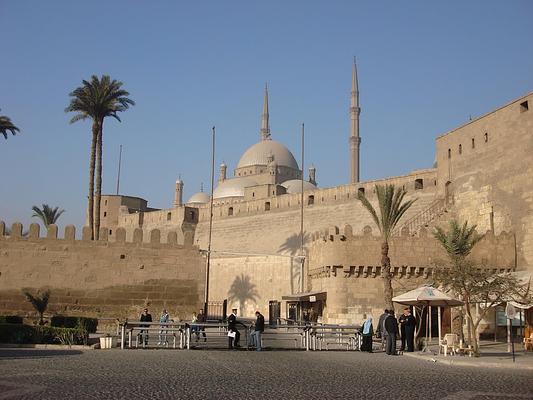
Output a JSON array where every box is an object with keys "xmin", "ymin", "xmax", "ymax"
[
  {"xmin": 94, "ymin": 119, "xmax": 103, "ymax": 240},
  {"xmin": 87, "ymin": 121, "xmax": 98, "ymax": 240},
  {"xmin": 381, "ymin": 241, "xmax": 394, "ymax": 311}
]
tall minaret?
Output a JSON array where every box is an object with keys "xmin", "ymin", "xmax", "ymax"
[
  {"xmin": 174, "ymin": 176, "xmax": 184, "ymax": 207},
  {"xmin": 349, "ymin": 58, "xmax": 361, "ymax": 183},
  {"xmin": 260, "ymin": 84, "xmax": 271, "ymax": 141}
]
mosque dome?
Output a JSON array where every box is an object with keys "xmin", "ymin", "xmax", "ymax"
[
  {"xmin": 213, "ymin": 176, "xmax": 259, "ymax": 199},
  {"xmin": 281, "ymin": 179, "xmax": 317, "ymax": 194},
  {"xmin": 237, "ymin": 140, "xmax": 299, "ymax": 170},
  {"xmin": 187, "ymin": 192, "xmax": 210, "ymax": 204}
]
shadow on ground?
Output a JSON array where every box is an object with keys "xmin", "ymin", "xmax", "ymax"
[{"xmin": 0, "ymin": 349, "xmax": 83, "ymax": 359}]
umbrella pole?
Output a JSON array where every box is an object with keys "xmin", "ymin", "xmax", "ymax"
[
  {"xmin": 425, "ymin": 304, "xmax": 429, "ymax": 352},
  {"xmin": 438, "ymin": 306, "xmax": 442, "ymax": 351}
]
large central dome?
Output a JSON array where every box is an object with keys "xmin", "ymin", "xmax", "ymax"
[{"xmin": 237, "ymin": 140, "xmax": 299, "ymax": 170}]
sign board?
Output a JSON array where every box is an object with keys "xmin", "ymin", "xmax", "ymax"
[
  {"xmin": 496, "ymin": 308, "xmax": 521, "ymax": 327},
  {"xmin": 309, "ymin": 295, "xmax": 316, "ymax": 302},
  {"xmin": 505, "ymin": 303, "xmax": 517, "ymax": 319}
]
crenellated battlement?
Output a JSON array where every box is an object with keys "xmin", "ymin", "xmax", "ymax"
[
  {"xmin": 308, "ymin": 223, "xmax": 516, "ymax": 278},
  {"xmin": 0, "ymin": 221, "xmax": 195, "ymax": 248}
]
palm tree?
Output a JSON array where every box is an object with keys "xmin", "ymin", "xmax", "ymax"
[
  {"xmin": 31, "ymin": 204, "xmax": 65, "ymax": 231},
  {"xmin": 0, "ymin": 109, "xmax": 20, "ymax": 140},
  {"xmin": 65, "ymin": 75, "xmax": 134, "ymax": 240},
  {"xmin": 358, "ymin": 184, "xmax": 417, "ymax": 311},
  {"xmin": 433, "ymin": 220, "xmax": 483, "ymax": 262},
  {"xmin": 433, "ymin": 220, "xmax": 484, "ymax": 351},
  {"xmin": 24, "ymin": 290, "xmax": 51, "ymax": 325}
]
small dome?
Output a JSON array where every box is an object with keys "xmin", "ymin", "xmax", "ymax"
[
  {"xmin": 187, "ymin": 192, "xmax": 210, "ymax": 204},
  {"xmin": 237, "ymin": 140, "xmax": 299, "ymax": 170},
  {"xmin": 213, "ymin": 176, "xmax": 259, "ymax": 199},
  {"xmin": 281, "ymin": 179, "xmax": 317, "ymax": 194}
]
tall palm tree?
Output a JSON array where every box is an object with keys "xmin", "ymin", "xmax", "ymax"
[
  {"xmin": 65, "ymin": 75, "xmax": 134, "ymax": 240},
  {"xmin": 358, "ymin": 184, "xmax": 417, "ymax": 311},
  {"xmin": 24, "ymin": 290, "xmax": 51, "ymax": 326},
  {"xmin": 0, "ymin": 109, "xmax": 20, "ymax": 140},
  {"xmin": 31, "ymin": 204, "xmax": 65, "ymax": 231}
]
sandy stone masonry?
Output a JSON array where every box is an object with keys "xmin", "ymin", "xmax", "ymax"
[{"xmin": 0, "ymin": 221, "xmax": 205, "ymax": 320}]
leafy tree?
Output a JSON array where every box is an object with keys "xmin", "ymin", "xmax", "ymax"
[
  {"xmin": 0, "ymin": 109, "xmax": 20, "ymax": 140},
  {"xmin": 358, "ymin": 184, "xmax": 417, "ymax": 311},
  {"xmin": 65, "ymin": 75, "xmax": 134, "ymax": 240},
  {"xmin": 433, "ymin": 220, "xmax": 530, "ymax": 356},
  {"xmin": 31, "ymin": 204, "xmax": 65, "ymax": 230},
  {"xmin": 23, "ymin": 290, "xmax": 51, "ymax": 326}
]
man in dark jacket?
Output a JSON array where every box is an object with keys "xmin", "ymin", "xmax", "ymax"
[
  {"xmin": 384, "ymin": 310, "xmax": 399, "ymax": 355},
  {"xmin": 398, "ymin": 307, "xmax": 416, "ymax": 352},
  {"xmin": 250, "ymin": 311, "xmax": 265, "ymax": 351},
  {"xmin": 139, "ymin": 308, "xmax": 152, "ymax": 347},
  {"xmin": 376, "ymin": 309, "xmax": 389, "ymax": 351},
  {"xmin": 227, "ymin": 308, "xmax": 241, "ymax": 349}
]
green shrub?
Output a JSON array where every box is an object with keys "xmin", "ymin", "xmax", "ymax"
[
  {"xmin": 0, "ymin": 323, "xmax": 88, "ymax": 345},
  {"xmin": 50, "ymin": 315, "xmax": 98, "ymax": 333},
  {"xmin": 0, "ymin": 316, "xmax": 23, "ymax": 324}
]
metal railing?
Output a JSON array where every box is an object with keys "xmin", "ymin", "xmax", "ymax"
[{"xmin": 119, "ymin": 320, "xmax": 362, "ymax": 351}]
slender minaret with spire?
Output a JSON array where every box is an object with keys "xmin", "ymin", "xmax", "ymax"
[
  {"xmin": 349, "ymin": 58, "xmax": 361, "ymax": 183},
  {"xmin": 260, "ymin": 84, "xmax": 271, "ymax": 141}
]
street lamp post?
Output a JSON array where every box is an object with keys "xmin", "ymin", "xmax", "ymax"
[{"xmin": 204, "ymin": 126, "xmax": 216, "ymax": 318}]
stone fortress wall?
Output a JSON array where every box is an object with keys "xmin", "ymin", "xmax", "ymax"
[
  {"xmin": 307, "ymin": 223, "xmax": 516, "ymax": 325},
  {"xmin": 0, "ymin": 221, "xmax": 205, "ymax": 321},
  {"xmin": 436, "ymin": 92, "xmax": 533, "ymax": 268}
]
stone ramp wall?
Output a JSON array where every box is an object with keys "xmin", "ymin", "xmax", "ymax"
[{"xmin": 0, "ymin": 222, "xmax": 205, "ymax": 320}]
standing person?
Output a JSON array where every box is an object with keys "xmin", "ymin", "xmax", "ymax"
[
  {"xmin": 139, "ymin": 308, "xmax": 152, "ymax": 347},
  {"xmin": 360, "ymin": 314, "xmax": 373, "ymax": 352},
  {"xmin": 309, "ymin": 307, "xmax": 318, "ymax": 324},
  {"xmin": 250, "ymin": 311, "xmax": 265, "ymax": 351},
  {"xmin": 376, "ymin": 309, "xmax": 389, "ymax": 351},
  {"xmin": 157, "ymin": 308, "xmax": 170, "ymax": 346},
  {"xmin": 197, "ymin": 308, "xmax": 207, "ymax": 342},
  {"xmin": 399, "ymin": 307, "xmax": 416, "ymax": 352},
  {"xmin": 191, "ymin": 311, "xmax": 199, "ymax": 342},
  {"xmin": 384, "ymin": 310, "xmax": 399, "ymax": 355},
  {"xmin": 227, "ymin": 308, "xmax": 241, "ymax": 349}
]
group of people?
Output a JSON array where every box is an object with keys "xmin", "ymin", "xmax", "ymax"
[
  {"xmin": 368, "ymin": 307, "xmax": 416, "ymax": 355},
  {"xmin": 227, "ymin": 308, "xmax": 265, "ymax": 351}
]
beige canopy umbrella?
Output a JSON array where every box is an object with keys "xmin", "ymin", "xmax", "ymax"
[{"xmin": 393, "ymin": 285, "xmax": 463, "ymax": 351}]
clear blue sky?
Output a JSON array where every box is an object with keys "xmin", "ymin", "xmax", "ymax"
[{"xmin": 1, "ymin": 0, "xmax": 532, "ymax": 232}]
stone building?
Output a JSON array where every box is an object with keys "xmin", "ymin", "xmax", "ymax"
[{"xmin": 2, "ymin": 61, "xmax": 532, "ymax": 331}]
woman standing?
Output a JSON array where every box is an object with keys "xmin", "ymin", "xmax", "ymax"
[{"xmin": 360, "ymin": 314, "xmax": 373, "ymax": 352}]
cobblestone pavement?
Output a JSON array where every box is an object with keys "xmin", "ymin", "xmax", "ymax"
[{"xmin": 0, "ymin": 348, "xmax": 532, "ymax": 399}]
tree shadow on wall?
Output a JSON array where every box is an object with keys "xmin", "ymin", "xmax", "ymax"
[
  {"xmin": 278, "ymin": 232, "xmax": 310, "ymax": 256},
  {"xmin": 278, "ymin": 232, "xmax": 310, "ymax": 294},
  {"xmin": 228, "ymin": 274, "xmax": 259, "ymax": 314}
]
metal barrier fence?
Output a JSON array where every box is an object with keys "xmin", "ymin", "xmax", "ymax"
[{"xmin": 119, "ymin": 321, "xmax": 361, "ymax": 351}]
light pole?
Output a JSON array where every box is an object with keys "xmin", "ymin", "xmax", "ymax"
[{"xmin": 204, "ymin": 126, "xmax": 216, "ymax": 318}]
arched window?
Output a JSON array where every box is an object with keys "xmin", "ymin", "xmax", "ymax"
[
  {"xmin": 448, "ymin": 149, "xmax": 451, "ymax": 159},
  {"xmin": 415, "ymin": 179, "xmax": 423, "ymax": 190},
  {"xmin": 471, "ymin": 138, "xmax": 475, "ymax": 148},
  {"xmin": 308, "ymin": 195, "xmax": 315, "ymax": 205},
  {"xmin": 458, "ymin": 144, "xmax": 462, "ymax": 154},
  {"xmin": 264, "ymin": 202, "xmax": 270, "ymax": 211},
  {"xmin": 484, "ymin": 132, "xmax": 488, "ymax": 143},
  {"xmin": 228, "ymin": 207, "xmax": 233, "ymax": 216}
]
